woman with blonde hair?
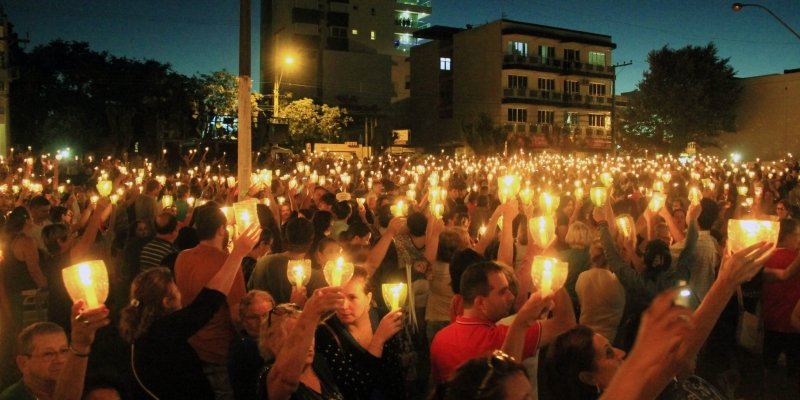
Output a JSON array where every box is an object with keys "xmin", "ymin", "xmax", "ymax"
[{"xmin": 560, "ymin": 221, "xmax": 593, "ymax": 312}]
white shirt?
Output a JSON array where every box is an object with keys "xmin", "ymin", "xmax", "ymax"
[{"xmin": 576, "ymin": 267, "xmax": 626, "ymax": 343}]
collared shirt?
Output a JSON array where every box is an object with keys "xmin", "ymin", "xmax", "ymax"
[
  {"xmin": 671, "ymin": 230, "xmax": 718, "ymax": 302},
  {"xmin": 430, "ymin": 315, "xmax": 541, "ymax": 383}
]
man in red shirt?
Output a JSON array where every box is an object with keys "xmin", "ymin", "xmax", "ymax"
[
  {"xmin": 175, "ymin": 205, "xmax": 246, "ymax": 399},
  {"xmin": 430, "ymin": 261, "xmax": 575, "ymax": 384}
]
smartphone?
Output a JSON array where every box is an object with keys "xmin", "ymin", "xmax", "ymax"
[{"xmin": 674, "ymin": 280, "xmax": 697, "ymax": 310}]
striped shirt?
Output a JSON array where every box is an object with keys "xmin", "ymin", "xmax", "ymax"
[{"xmin": 139, "ymin": 237, "xmax": 177, "ymax": 269}]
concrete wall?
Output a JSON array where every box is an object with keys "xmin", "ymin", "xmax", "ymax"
[{"xmin": 716, "ymin": 71, "xmax": 800, "ymax": 160}]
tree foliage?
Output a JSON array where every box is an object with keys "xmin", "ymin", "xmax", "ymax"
[
  {"xmin": 10, "ymin": 40, "xmax": 264, "ymax": 154},
  {"xmin": 277, "ymin": 98, "xmax": 352, "ymax": 143},
  {"xmin": 461, "ymin": 113, "xmax": 508, "ymax": 155},
  {"xmin": 622, "ymin": 43, "xmax": 741, "ymax": 152}
]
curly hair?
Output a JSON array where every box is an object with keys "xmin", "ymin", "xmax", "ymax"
[
  {"xmin": 443, "ymin": 352, "xmax": 528, "ymax": 400},
  {"xmin": 119, "ymin": 267, "xmax": 175, "ymax": 343}
]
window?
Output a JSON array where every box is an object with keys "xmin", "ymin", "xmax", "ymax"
[
  {"xmin": 440, "ymin": 57, "xmax": 451, "ymax": 71},
  {"xmin": 589, "ymin": 114, "xmax": 606, "ymax": 127},
  {"xmin": 564, "ymin": 49, "xmax": 580, "ymax": 61},
  {"xmin": 331, "ymin": 26, "xmax": 347, "ymax": 38},
  {"xmin": 508, "ymin": 108, "xmax": 528, "ymax": 122},
  {"xmin": 537, "ymin": 78, "xmax": 555, "ymax": 91},
  {"xmin": 588, "ymin": 52, "xmax": 606, "ymax": 66},
  {"xmin": 508, "ymin": 75, "xmax": 528, "ymax": 89},
  {"xmin": 508, "ymin": 41, "xmax": 528, "ymax": 56},
  {"xmin": 589, "ymin": 83, "xmax": 606, "ymax": 96},
  {"xmin": 370, "ymin": 30, "xmax": 376, "ymax": 40},
  {"xmin": 352, "ymin": 29, "xmax": 358, "ymax": 35},
  {"xmin": 538, "ymin": 46, "xmax": 555, "ymax": 60},
  {"xmin": 537, "ymin": 110, "xmax": 554, "ymax": 124},
  {"xmin": 564, "ymin": 80, "xmax": 580, "ymax": 93},
  {"xmin": 564, "ymin": 112, "xmax": 579, "ymax": 125}
]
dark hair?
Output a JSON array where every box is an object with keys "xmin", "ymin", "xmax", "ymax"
[
  {"xmin": 778, "ymin": 218, "xmax": 799, "ymax": 244},
  {"xmin": 16, "ymin": 322, "xmax": 65, "ymax": 356},
  {"xmin": 333, "ymin": 201, "xmax": 351, "ymax": 220},
  {"xmin": 312, "ymin": 210, "xmax": 333, "ymax": 236},
  {"xmin": 443, "ymin": 352, "xmax": 527, "ymax": 400},
  {"xmin": 437, "ymin": 228, "xmax": 466, "ymax": 263},
  {"xmin": 29, "ymin": 195, "xmax": 51, "ymax": 209},
  {"xmin": 319, "ymin": 192, "xmax": 336, "ymax": 208},
  {"xmin": 340, "ymin": 221, "xmax": 371, "ymax": 242},
  {"xmin": 643, "ymin": 239, "xmax": 672, "ymax": 276},
  {"xmin": 174, "ymin": 226, "xmax": 199, "ymax": 250},
  {"xmin": 82, "ymin": 374, "xmax": 127, "ymax": 400},
  {"xmin": 460, "ymin": 261, "xmax": 505, "ymax": 306},
  {"xmin": 283, "ymin": 217, "xmax": 314, "ymax": 252},
  {"xmin": 697, "ymin": 198, "xmax": 720, "ymax": 230},
  {"xmin": 376, "ymin": 204, "xmax": 393, "ymax": 229},
  {"xmin": 154, "ymin": 212, "xmax": 178, "ymax": 235},
  {"xmin": 42, "ymin": 223, "xmax": 70, "ymax": 254},
  {"xmin": 545, "ymin": 325, "xmax": 599, "ymax": 400},
  {"xmin": 194, "ymin": 205, "xmax": 227, "ymax": 241},
  {"xmin": 49, "ymin": 205, "xmax": 70, "ymax": 224},
  {"xmin": 145, "ymin": 179, "xmax": 161, "ymax": 194},
  {"xmin": 349, "ymin": 266, "xmax": 373, "ymax": 294},
  {"xmin": 407, "ymin": 211, "xmax": 428, "ymax": 237},
  {"xmin": 449, "ymin": 249, "xmax": 486, "ymax": 294},
  {"xmin": 119, "ymin": 267, "xmax": 175, "ymax": 343},
  {"xmin": 5, "ymin": 206, "xmax": 30, "ymax": 236}
]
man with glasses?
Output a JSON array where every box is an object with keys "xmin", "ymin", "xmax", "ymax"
[
  {"xmin": 229, "ymin": 290, "xmax": 274, "ymax": 400},
  {"xmin": 1, "ymin": 322, "xmax": 68, "ymax": 399}
]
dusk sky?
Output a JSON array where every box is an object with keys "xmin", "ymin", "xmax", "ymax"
[{"xmin": 4, "ymin": 0, "xmax": 800, "ymax": 93}]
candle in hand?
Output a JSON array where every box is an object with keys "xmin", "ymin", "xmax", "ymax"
[
  {"xmin": 324, "ymin": 256, "xmax": 354, "ymax": 287},
  {"xmin": 287, "ymin": 260, "xmax": 311, "ymax": 289},
  {"xmin": 382, "ymin": 283, "xmax": 408, "ymax": 311}
]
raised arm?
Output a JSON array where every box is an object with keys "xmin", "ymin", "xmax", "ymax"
[
  {"xmin": 69, "ymin": 199, "xmax": 112, "ymax": 262},
  {"xmin": 206, "ymin": 224, "xmax": 261, "ymax": 294},
  {"xmin": 474, "ymin": 205, "xmax": 502, "ymax": 256},
  {"xmin": 267, "ymin": 287, "xmax": 344, "ymax": 400},
  {"xmin": 676, "ymin": 241, "xmax": 773, "ymax": 364},
  {"xmin": 424, "ymin": 217, "xmax": 445, "ymax": 265},
  {"xmin": 362, "ymin": 217, "xmax": 407, "ymax": 276},
  {"xmin": 497, "ymin": 200, "xmax": 518, "ymax": 267},
  {"xmin": 54, "ymin": 301, "xmax": 110, "ymax": 400}
]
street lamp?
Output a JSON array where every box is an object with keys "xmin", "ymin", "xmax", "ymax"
[
  {"xmin": 273, "ymin": 56, "xmax": 295, "ymax": 118},
  {"xmin": 731, "ymin": 3, "xmax": 800, "ymax": 41}
]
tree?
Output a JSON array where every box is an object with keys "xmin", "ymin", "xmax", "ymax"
[
  {"xmin": 622, "ymin": 43, "xmax": 741, "ymax": 152},
  {"xmin": 278, "ymin": 98, "xmax": 352, "ymax": 143},
  {"xmin": 196, "ymin": 70, "xmax": 265, "ymax": 138},
  {"xmin": 461, "ymin": 113, "xmax": 508, "ymax": 156}
]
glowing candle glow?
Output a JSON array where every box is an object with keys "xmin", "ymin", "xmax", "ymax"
[
  {"xmin": 530, "ymin": 216, "xmax": 555, "ymax": 248},
  {"xmin": 62, "ymin": 260, "xmax": 109, "ymax": 309},
  {"xmin": 590, "ymin": 187, "xmax": 607, "ymax": 207},
  {"xmin": 600, "ymin": 172, "xmax": 613, "ymax": 188},
  {"xmin": 727, "ymin": 219, "xmax": 779, "ymax": 253},
  {"xmin": 324, "ymin": 257, "xmax": 354, "ymax": 287},
  {"xmin": 233, "ymin": 199, "xmax": 259, "ymax": 235},
  {"xmin": 616, "ymin": 216, "xmax": 632, "ymax": 238},
  {"xmin": 391, "ymin": 200, "xmax": 408, "ymax": 217},
  {"xmin": 498, "ymin": 175, "xmax": 521, "ymax": 203},
  {"xmin": 531, "ymin": 256, "xmax": 568, "ymax": 297},
  {"xmin": 648, "ymin": 193, "xmax": 666, "ymax": 213},
  {"xmin": 539, "ymin": 192, "xmax": 559, "ymax": 215},
  {"xmin": 382, "ymin": 283, "xmax": 408, "ymax": 311},
  {"xmin": 519, "ymin": 187, "xmax": 534, "ymax": 205},
  {"xmin": 737, "ymin": 185, "xmax": 749, "ymax": 196},
  {"xmin": 688, "ymin": 187, "xmax": 701, "ymax": 206},
  {"xmin": 286, "ymin": 259, "xmax": 312, "ymax": 289},
  {"xmin": 96, "ymin": 180, "xmax": 113, "ymax": 197},
  {"xmin": 161, "ymin": 195, "xmax": 174, "ymax": 208}
]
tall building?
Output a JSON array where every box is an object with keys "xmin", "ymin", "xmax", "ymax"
[
  {"xmin": 410, "ymin": 19, "xmax": 616, "ymax": 151},
  {"xmin": 259, "ymin": 0, "xmax": 431, "ymax": 146}
]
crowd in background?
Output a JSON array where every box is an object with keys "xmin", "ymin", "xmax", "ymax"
[{"xmin": 0, "ymin": 147, "xmax": 798, "ymax": 399}]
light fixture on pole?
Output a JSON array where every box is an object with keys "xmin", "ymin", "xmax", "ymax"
[
  {"xmin": 731, "ymin": 3, "xmax": 800, "ymax": 41},
  {"xmin": 273, "ymin": 56, "xmax": 295, "ymax": 118}
]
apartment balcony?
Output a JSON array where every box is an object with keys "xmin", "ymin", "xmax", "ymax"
[
  {"xmin": 394, "ymin": 19, "xmax": 431, "ymax": 34},
  {"xmin": 503, "ymin": 54, "xmax": 614, "ymax": 78},
  {"xmin": 395, "ymin": 0, "xmax": 432, "ymax": 15},
  {"xmin": 502, "ymin": 89, "xmax": 613, "ymax": 111}
]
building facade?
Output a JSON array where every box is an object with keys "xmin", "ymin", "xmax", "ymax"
[
  {"xmin": 410, "ymin": 19, "xmax": 616, "ymax": 151},
  {"xmin": 715, "ymin": 70, "xmax": 800, "ymax": 160},
  {"xmin": 259, "ymin": 0, "xmax": 431, "ymax": 146}
]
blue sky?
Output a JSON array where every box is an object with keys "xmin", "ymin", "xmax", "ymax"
[{"xmin": 4, "ymin": 0, "xmax": 800, "ymax": 93}]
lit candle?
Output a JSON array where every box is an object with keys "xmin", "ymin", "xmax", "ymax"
[
  {"xmin": 590, "ymin": 187, "xmax": 607, "ymax": 207},
  {"xmin": 539, "ymin": 192, "xmax": 559, "ymax": 215},
  {"xmin": 62, "ymin": 260, "xmax": 109, "ymax": 309},
  {"xmin": 648, "ymin": 193, "xmax": 666, "ymax": 213},
  {"xmin": 287, "ymin": 260, "xmax": 311, "ymax": 289},
  {"xmin": 727, "ymin": 219, "xmax": 779, "ymax": 253},
  {"xmin": 382, "ymin": 283, "xmax": 407, "ymax": 311},
  {"xmin": 324, "ymin": 256, "xmax": 354, "ymax": 287},
  {"xmin": 531, "ymin": 256, "xmax": 568, "ymax": 298},
  {"xmin": 688, "ymin": 187, "xmax": 701, "ymax": 206}
]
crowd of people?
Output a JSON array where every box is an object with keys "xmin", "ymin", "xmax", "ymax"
[{"xmin": 0, "ymin": 147, "xmax": 798, "ymax": 400}]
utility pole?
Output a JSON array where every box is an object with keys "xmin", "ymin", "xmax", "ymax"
[
  {"xmin": 237, "ymin": 0, "xmax": 251, "ymax": 201},
  {"xmin": 610, "ymin": 60, "xmax": 632, "ymax": 154}
]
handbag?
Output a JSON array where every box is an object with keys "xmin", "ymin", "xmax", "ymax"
[{"xmin": 735, "ymin": 286, "xmax": 763, "ymax": 354}]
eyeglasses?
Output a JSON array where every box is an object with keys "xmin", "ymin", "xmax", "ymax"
[
  {"xmin": 26, "ymin": 347, "xmax": 69, "ymax": 362},
  {"xmin": 476, "ymin": 350, "xmax": 515, "ymax": 397},
  {"xmin": 267, "ymin": 303, "xmax": 301, "ymax": 327}
]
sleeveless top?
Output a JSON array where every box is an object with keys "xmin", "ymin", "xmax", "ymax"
[{"xmin": 3, "ymin": 235, "xmax": 39, "ymax": 294}]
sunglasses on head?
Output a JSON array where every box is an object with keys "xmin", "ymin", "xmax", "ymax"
[{"xmin": 267, "ymin": 303, "xmax": 301, "ymax": 327}]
